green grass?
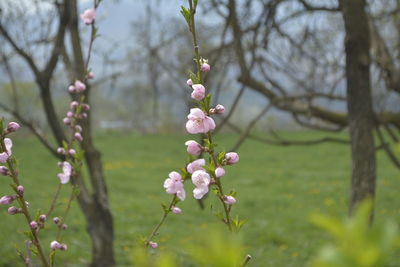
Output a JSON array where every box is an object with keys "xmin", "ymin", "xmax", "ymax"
[{"xmin": 0, "ymin": 131, "xmax": 399, "ymax": 266}]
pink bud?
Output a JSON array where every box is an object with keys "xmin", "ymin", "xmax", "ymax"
[
  {"xmin": 201, "ymin": 63, "xmax": 211, "ymax": 72},
  {"xmin": 223, "ymin": 195, "xmax": 236, "ymax": 205},
  {"xmin": 80, "ymin": 8, "xmax": 96, "ymax": 25},
  {"xmin": 187, "ymin": 79, "xmax": 193, "ymax": 87},
  {"xmin": 149, "ymin": 241, "xmax": 158, "ymax": 249},
  {"xmin": 191, "ymin": 84, "xmax": 206, "ymax": 101},
  {"xmin": 0, "ymin": 195, "xmax": 17, "ymax": 205},
  {"xmin": 75, "ymin": 125, "xmax": 82, "ymax": 132},
  {"xmin": 74, "ymin": 80, "xmax": 86, "ymax": 92},
  {"xmin": 61, "ymin": 223, "xmax": 68, "ymax": 230},
  {"xmin": 70, "ymin": 101, "xmax": 79, "ymax": 109},
  {"xmin": 50, "ymin": 241, "xmax": 61, "ymax": 250},
  {"xmin": 225, "ymin": 152, "xmax": 239, "ymax": 165},
  {"xmin": 53, "ymin": 217, "xmax": 60, "ymax": 224},
  {"xmin": 7, "ymin": 122, "xmax": 20, "ymax": 133},
  {"xmin": 68, "ymin": 149, "xmax": 76, "ymax": 156},
  {"xmin": 66, "ymin": 111, "xmax": 74, "ymax": 118},
  {"xmin": 74, "ymin": 132, "xmax": 83, "ymax": 142},
  {"xmin": 184, "ymin": 140, "xmax": 202, "ymax": 156},
  {"xmin": 0, "ymin": 166, "xmax": 10, "ymax": 176},
  {"xmin": 63, "ymin": 117, "xmax": 71, "ymax": 125},
  {"xmin": 68, "ymin": 85, "xmax": 76, "ymax": 93},
  {"xmin": 39, "ymin": 214, "xmax": 47, "ymax": 222},
  {"xmin": 57, "ymin": 147, "xmax": 66, "ymax": 155},
  {"xmin": 215, "ymin": 167, "xmax": 225, "ymax": 178},
  {"xmin": 82, "ymin": 104, "xmax": 90, "ymax": 111},
  {"xmin": 215, "ymin": 104, "xmax": 225, "ymax": 114},
  {"xmin": 81, "ymin": 112, "xmax": 88, "ymax": 119},
  {"xmin": 87, "ymin": 72, "xmax": 95, "ymax": 79},
  {"xmin": 7, "ymin": 206, "xmax": 22, "ymax": 215},
  {"xmin": 30, "ymin": 221, "xmax": 38, "ymax": 229},
  {"xmin": 60, "ymin": 243, "xmax": 68, "ymax": 251},
  {"xmin": 17, "ymin": 185, "xmax": 24, "ymax": 194},
  {"xmin": 171, "ymin": 206, "xmax": 182, "ymax": 214}
]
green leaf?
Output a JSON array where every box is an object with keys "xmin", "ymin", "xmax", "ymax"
[{"xmin": 180, "ymin": 6, "xmax": 191, "ymax": 24}]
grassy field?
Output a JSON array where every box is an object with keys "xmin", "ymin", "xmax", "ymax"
[{"xmin": 0, "ymin": 131, "xmax": 399, "ymax": 266}]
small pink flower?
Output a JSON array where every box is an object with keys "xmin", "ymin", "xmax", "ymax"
[
  {"xmin": 0, "ymin": 166, "xmax": 10, "ymax": 176},
  {"xmin": 225, "ymin": 152, "xmax": 239, "ymax": 165},
  {"xmin": 0, "ymin": 195, "xmax": 17, "ymax": 205},
  {"xmin": 61, "ymin": 223, "xmax": 68, "ymax": 230},
  {"xmin": 66, "ymin": 111, "xmax": 74, "ymax": 118},
  {"xmin": 191, "ymin": 84, "xmax": 206, "ymax": 101},
  {"xmin": 75, "ymin": 125, "xmax": 82, "ymax": 132},
  {"xmin": 50, "ymin": 241, "xmax": 61, "ymax": 250},
  {"xmin": 223, "ymin": 195, "xmax": 236, "ymax": 205},
  {"xmin": 7, "ymin": 122, "xmax": 20, "ymax": 133},
  {"xmin": 215, "ymin": 167, "xmax": 225, "ymax": 178},
  {"xmin": 185, "ymin": 140, "xmax": 202, "ymax": 156},
  {"xmin": 191, "ymin": 170, "xmax": 211, "ymax": 199},
  {"xmin": 149, "ymin": 241, "xmax": 158, "ymax": 249},
  {"xmin": 30, "ymin": 221, "xmax": 38, "ymax": 229},
  {"xmin": 39, "ymin": 214, "xmax": 47, "ymax": 222},
  {"xmin": 57, "ymin": 147, "xmax": 66, "ymax": 155},
  {"xmin": 215, "ymin": 104, "xmax": 225, "ymax": 114},
  {"xmin": 187, "ymin": 158, "xmax": 206, "ymax": 174},
  {"xmin": 74, "ymin": 132, "xmax": 83, "ymax": 142},
  {"xmin": 201, "ymin": 63, "xmax": 211, "ymax": 72},
  {"xmin": 68, "ymin": 85, "xmax": 76, "ymax": 93},
  {"xmin": 53, "ymin": 217, "xmax": 60, "ymax": 224},
  {"xmin": 81, "ymin": 113, "xmax": 88, "ymax": 119},
  {"xmin": 0, "ymin": 138, "xmax": 13, "ymax": 163},
  {"xmin": 63, "ymin": 117, "xmax": 71, "ymax": 125},
  {"xmin": 68, "ymin": 149, "xmax": 76, "ymax": 156},
  {"xmin": 163, "ymin": 171, "xmax": 186, "ymax": 201},
  {"xmin": 60, "ymin": 244, "xmax": 68, "ymax": 251},
  {"xmin": 80, "ymin": 8, "xmax": 96, "ymax": 25},
  {"xmin": 74, "ymin": 80, "xmax": 86, "ymax": 92},
  {"xmin": 57, "ymin": 161, "xmax": 72, "ymax": 184},
  {"xmin": 171, "ymin": 206, "xmax": 182, "ymax": 214},
  {"xmin": 186, "ymin": 108, "xmax": 216, "ymax": 134},
  {"xmin": 82, "ymin": 104, "xmax": 91, "ymax": 111},
  {"xmin": 70, "ymin": 101, "xmax": 79, "ymax": 109},
  {"xmin": 87, "ymin": 72, "xmax": 95, "ymax": 79},
  {"xmin": 17, "ymin": 185, "xmax": 24, "ymax": 194},
  {"xmin": 8, "ymin": 206, "xmax": 22, "ymax": 215},
  {"xmin": 187, "ymin": 79, "xmax": 193, "ymax": 87}
]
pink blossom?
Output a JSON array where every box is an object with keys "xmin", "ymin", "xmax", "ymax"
[
  {"xmin": 149, "ymin": 241, "xmax": 158, "ymax": 249},
  {"xmin": 68, "ymin": 85, "xmax": 76, "ymax": 93},
  {"xmin": 171, "ymin": 206, "xmax": 182, "ymax": 214},
  {"xmin": 7, "ymin": 206, "xmax": 22, "ymax": 215},
  {"xmin": 53, "ymin": 217, "xmax": 60, "ymax": 224},
  {"xmin": 187, "ymin": 79, "xmax": 193, "ymax": 87},
  {"xmin": 68, "ymin": 149, "xmax": 76, "ymax": 156},
  {"xmin": 57, "ymin": 147, "xmax": 66, "ymax": 155},
  {"xmin": 17, "ymin": 185, "xmax": 24, "ymax": 194},
  {"xmin": 61, "ymin": 223, "xmax": 68, "ymax": 230},
  {"xmin": 50, "ymin": 241, "xmax": 61, "ymax": 250},
  {"xmin": 0, "ymin": 195, "xmax": 17, "ymax": 205},
  {"xmin": 225, "ymin": 152, "xmax": 239, "ymax": 165},
  {"xmin": 7, "ymin": 122, "xmax": 20, "ymax": 133},
  {"xmin": 63, "ymin": 117, "xmax": 71, "ymax": 125},
  {"xmin": 80, "ymin": 8, "xmax": 96, "ymax": 25},
  {"xmin": 74, "ymin": 80, "xmax": 86, "ymax": 93},
  {"xmin": 186, "ymin": 108, "xmax": 216, "ymax": 134},
  {"xmin": 82, "ymin": 104, "xmax": 91, "ymax": 111},
  {"xmin": 191, "ymin": 170, "xmax": 211, "ymax": 199},
  {"xmin": 215, "ymin": 104, "xmax": 225, "ymax": 114},
  {"xmin": 163, "ymin": 171, "xmax": 186, "ymax": 201},
  {"xmin": 57, "ymin": 161, "xmax": 72, "ymax": 184},
  {"xmin": 30, "ymin": 221, "xmax": 38, "ymax": 229},
  {"xmin": 191, "ymin": 84, "xmax": 206, "ymax": 101},
  {"xmin": 87, "ymin": 72, "xmax": 95, "ymax": 79},
  {"xmin": 75, "ymin": 125, "xmax": 82, "ymax": 132},
  {"xmin": 187, "ymin": 158, "xmax": 205, "ymax": 174},
  {"xmin": 66, "ymin": 111, "xmax": 74, "ymax": 118},
  {"xmin": 185, "ymin": 140, "xmax": 202, "ymax": 156},
  {"xmin": 223, "ymin": 195, "xmax": 236, "ymax": 205},
  {"xmin": 0, "ymin": 166, "xmax": 9, "ymax": 176},
  {"xmin": 39, "ymin": 214, "xmax": 47, "ymax": 222},
  {"xmin": 74, "ymin": 132, "xmax": 83, "ymax": 142},
  {"xmin": 70, "ymin": 101, "xmax": 79, "ymax": 109},
  {"xmin": 0, "ymin": 138, "xmax": 12, "ymax": 163},
  {"xmin": 215, "ymin": 167, "xmax": 225, "ymax": 178},
  {"xmin": 201, "ymin": 63, "xmax": 211, "ymax": 72}
]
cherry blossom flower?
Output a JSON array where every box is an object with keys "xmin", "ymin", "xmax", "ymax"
[
  {"xmin": 225, "ymin": 152, "xmax": 239, "ymax": 165},
  {"xmin": 149, "ymin": 241, "xmax": 158, "ymax": 249},
  {"xmin": 223, "ymin": 195, "xmax": 236, "ymax": 205},
  {"xmin": 0, "ymin": 138, "xmax": 13, "ymax": 163},
  {"xmin": 191, "ymin": 84, "xmax": 206, "ymax": 100},
  {"xmin": 187, "ymin": 158, "xmax": 206, "ymax": 174},
  {"xmin": 191, "ymin": 170, "xmax": 211, "ymax": 199},
  {"xmin": 171, "ymin": 206, "xmax": 182, "ymax": 214},
  {"xmin": 163, "ymin": 171, "xmax": 186, "ymax": 201},
  {"xmin": 57, "ymin": 162, "xmax": 72, "ymax": 184},
  {"xmin": 185, "ymin": 140, "xmax": 202, "ymax": 156},
  {"xmin": 80, "ymin": 8, "xmax": 96, "ymax": 25},
  {"xmin": 186, "ymin": 108, "xmax": 216, "ymax": 134},
  {"xmin": 7, "ymin": 122, "xmax": 20, "ymax": 133},
  {"xmin": 201, "ymin": 63, "xmax": 211, "ymax": 72},
  {"xmin": 215, "ymin": 167, "xmax": 225, "ymax": 178}
]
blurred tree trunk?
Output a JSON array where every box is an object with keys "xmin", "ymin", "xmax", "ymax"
[
  {"xmin": 340, "ymin": 0, "xmax": 376, "ymax": 216},
  {"xmin": 69, "ymin": 1, "xmax": 115, "ymax": 266}
]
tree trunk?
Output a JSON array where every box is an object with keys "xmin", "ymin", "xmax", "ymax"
[{"xmin": 340, "ymin": 0, "xmax": 376, "ymax": 216}]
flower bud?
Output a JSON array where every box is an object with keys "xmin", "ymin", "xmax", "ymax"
[
  {"xmin": 61, "ymin": 223, "xmax": 68, "ymax": 230},
  {"xmin": 63, "ymin": 117, "xmax": 71, "ymax": 125},
  {"xmin": 0, "ymin": 195, "xmax": 17, "ymax": 205},
  {"xmin": 30, "ymin": 221, "xmax": 38, "ymax": 229},
  {"xmin": 80, "ymin": 8, "xmax": 96, "ymax": 25},
  {"xmin": 17, "ymin": 185, "xmax": 24, "ymax": 195},
  {"xmin": 82, "ymin": 104, "xmax": 90, "ymax": 111},
  {"xmin": 81, "ymin": 112, "xmax": 88, "ymax": 119},
  {"xmin": 68, "ymin": 85, "xmax": 76, "ymax": 93},
  {"xmin": 7, "ymin": 122, "xmax": 20, "ymax": 133},
  {"xmin": 68, "ymin": 149, "xmax": 76, "ymax": 156},
  {"xmin": 60, "ymin": 243, "xmax": 68, "ymax": 251},
  {"xmin": 57, "ymin": 147, "xmax": 66, "ymax": 155},
  {"xmin": 225, "ymin": 152, "xmax": 239, "ymax": 165},
  {"xmin": 201, "ymin": 63, "xmax": 211, "ymax": 72},
  {"xmin": 191, "ymin": 84, "xmax": 206, "ymax": 101},
  {"xmin": 39, "ymin": 214, "xmax": 47, "ymax": 222},
  {"xmin": 215, "ymin": 167, "xmax": 225, "ymax": 178},
  {"xmin": 70, "ymin": 101, "xmax": 79, "ymax": 109},
  {"xmin": 50, "ymin": 241, "xmax": 61, "ymax": 250},
  {"xmin": 53, "ymin": 217, "xmax": 60, "ymax": 224},
  {"xmin": 184, "ymin": 140, "xmax": 202, "ymax": 156},
  {"xmin": 66, "ymin": 111, "xmax": 74, "ymax": 118},
  {"xmin": 223, "ymin": 195, "xmax": 236, "ymax": 205},
  {"xmin": 0, "ymin": 166, "xmax": 10, "ymax": 176},
  {"xmin": 87, "ymin": 72, "xmax": 95, "ymax": 79},
  {"xmin": 215, "ymin": 104, "xmax": 225, "ymax": 114},
  {"xmin": 74, "ymin": 132, "xmax": 83, "ymax": 142},
  {"xmin": 187, "ymin": 79, "xmax": 193, "ymax": 87},
  {"xmin": 74, "ymin": 80, "xmax": 86, "ymax": 92},
  {"xmin": 149, "ymin": 241, "xmax": 158, "ymax": 249},
  {"xmin": 7, "ymin": 206, "xmax": 22, "ymax": 215},
  {"xmin": 171, "ymin": 206, "xmax": 182, "ymax": 214},
  {"xmin": 75, "ymin": 125, "xmax": 82, "ymax": 132}
]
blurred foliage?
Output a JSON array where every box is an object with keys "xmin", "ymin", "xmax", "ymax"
[{"xmin": 311, "ymin": 200, "xmax": 400, "ymax": 267}]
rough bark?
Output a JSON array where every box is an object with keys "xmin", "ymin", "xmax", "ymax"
[{"xmin": 340, "ymin": 0, "xmax": 376, "ymax": 215}]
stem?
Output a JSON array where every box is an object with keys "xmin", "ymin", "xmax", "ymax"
[
  {"xmin": 46, "ymin": 183, "xmax": 63, "ymax": 217},
  {"xmin": 56, "ymin": 185, "xmax": 77, "ymax": 240},
  {"xmin": 188, "ymin": 0, "xmax": 203, "ymax": 84},
  {"xmin": 0, "ymin": 138, "xmax": 51, "ymax": 267},
  {"xmin": 241, "ymin": 254, "xmax": 252, "ymax": 267}
]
